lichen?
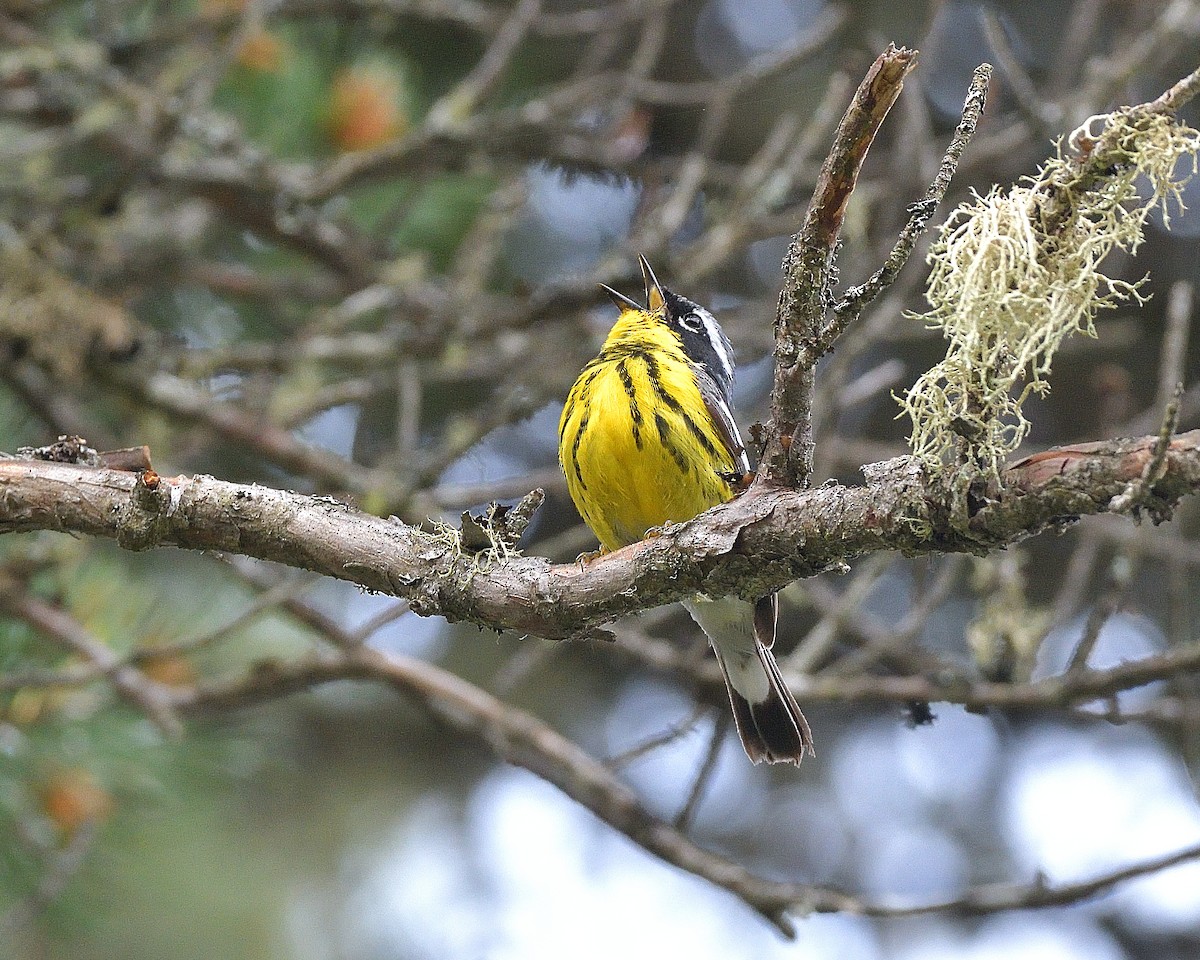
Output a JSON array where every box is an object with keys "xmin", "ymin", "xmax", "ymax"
[
  {"xmin": 431, "ymin": 511, "xmax": 517, "ymax": 581},
  {"xmin": 899, "ymin": 110, "xmax": 1200, "ymax": 479},
  {"xmin": 966, "ymin": 553, "xmax": 1048, "ymax": 683}
]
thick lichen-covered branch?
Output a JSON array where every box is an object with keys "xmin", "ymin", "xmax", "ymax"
[{"xmin": 2, "ymin": 430, "xmax": 1199, "ymax": 642}]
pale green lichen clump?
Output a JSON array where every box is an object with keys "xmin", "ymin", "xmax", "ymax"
[{"xmin": 900, "ymin": 110, "xmax": 1200, "ymax": 478}]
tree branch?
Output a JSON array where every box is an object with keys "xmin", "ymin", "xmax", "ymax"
[
  {"xmin": 830, "ymin": 62, "xmax": 992, "ymax": 334},
  {"xmin": 0, "ymin": 586, "xmax": 183, "ymax": 736},
  {"xmin": 760, "ymin": 44, "xmax": 918, "ymax": 488},
  {"xmin": 1, "ymin": 431, "xmax": 1198, "ymax": 642}
]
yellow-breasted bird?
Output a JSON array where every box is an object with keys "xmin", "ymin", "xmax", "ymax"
[{"xmin": 558, "ymin": 257, "xmax": 814, "ymax": 765}]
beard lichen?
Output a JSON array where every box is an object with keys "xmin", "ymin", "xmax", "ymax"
[
  {"xmin": 965, "ymin": 553, "xmax": 1049, "ymax": 684},
  {"xmin": 899, "ymin": 109, "xmax": 1200, "ymax": 480}
]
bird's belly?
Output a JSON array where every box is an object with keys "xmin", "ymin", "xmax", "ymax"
[{"xmin": 571, "ymin": 369, "xmax": 729, "ymax": 549}]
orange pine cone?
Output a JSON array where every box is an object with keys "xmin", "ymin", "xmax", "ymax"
[
  {"xmin": 327, "ymin": 66, "xmax": 407, "ymax": 152},
  {"xmin": 40, "ymin": 769, "xmax": 114, "ymax": 836},
  {"xmin": 236, "ymin": 28, "xmax": 285, "ymax": 74}
]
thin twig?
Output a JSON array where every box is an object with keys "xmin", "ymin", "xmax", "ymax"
[
  {"xmin": 1049, "ymin": 530, "xmax": 1103, "ymax": 629},
  {"xmin": 0, "ymin": 589, "xmax": 183, "ymax": 737},
  {"xmin": 616, "ymin": 619, "xmax": 1200, "ymax": 718},
  {"xmin": 981, "ymin": 11, "xmax": 1059, "ymax": 132},
  {"xmin": 1049, "ymin": 0, "xmax": 1105, "ymax": 94},
  {"xmin": 0, "ymin": 822, "xmax": 99, "ymax": 939},
  {"xmin": 790, "ymin": 553, "xmax": 892, "ymax": 673},
  {"xmin": 829, "ymin": 556, "xmax": 966, "ymax": 675},
  {"xmin": 1109, "ymin": 384, "xmax": 1184, "ymax": 516},
  {"xmin": 606, "ymin": 703, "xmax": 710, "ymax": 770},
  {"xmin": 1084, "ymin": 1, "xmax": 1200, "ymax": 113},
  {"xmin": 1157, "ymin": 281, "xmax": 1193, "ymax": 413},
  {"xmin": 426, "ymin": 0, "xmax": 543, "ymax": 129},
  {"xmin": 140, "ymin": 573, "xmax": 312, "ymax": 659},
  {"xmin": 1065, "ymin": 550, "xmax": 1136, "ymax": 673},
  {"xmin": 346, "ymin": 598, "xmax": 414, "ymax": 645},
  {"xmin": 1066, "ymin": 594, "xmax": 1120, "ymax": 674},
  {"xmin": 830, "ymin": 63, "xmax": 993, "ymax": 337},
  {"xmin": 674, "ymin": 711, "xmax": 729, "ymax": 832},
  {"xmin": 682, "ymin": 70, "xmax": 855, "ymax": 283}
]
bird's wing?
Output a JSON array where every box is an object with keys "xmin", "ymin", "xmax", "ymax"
[{"xmin": 693, "ymin": 365, "xmax": 751, "ymax": 475}]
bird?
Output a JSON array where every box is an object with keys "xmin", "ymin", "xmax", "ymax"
[{"xmin": 557, "ymin": 256, "xmax": 814, "ymax": 764}]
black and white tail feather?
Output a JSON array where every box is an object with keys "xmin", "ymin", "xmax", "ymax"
[{"xmin": 683, "ymin": 594, "xmax": 814, "ymax": 764}]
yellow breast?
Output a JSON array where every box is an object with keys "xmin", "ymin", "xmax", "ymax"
[{"xmin": 558, "ymin": 324, "xmax": 736, "ymax": 551}]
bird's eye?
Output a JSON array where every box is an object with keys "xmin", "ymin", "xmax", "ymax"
[{"xmin": 678, "ymin": 313, "xmax": 703, "ymax": 333}]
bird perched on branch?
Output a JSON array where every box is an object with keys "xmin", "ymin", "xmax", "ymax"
[{"xmin": 558, "ymin": 257, "xmax": 814, "ymax": 765}]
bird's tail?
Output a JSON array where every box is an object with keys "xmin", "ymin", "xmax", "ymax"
[{"xmin": 683, "ymin": 595, "xmax": 814, "ymax": 765}]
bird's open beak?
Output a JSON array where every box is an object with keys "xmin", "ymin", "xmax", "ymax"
[
  {"xmin": 598, "ymin": 283, "xmax": 642, "ymax": 313},
  {"xmin": 638, "ymin": 255, "xmax": 666, "ymax": 313}
]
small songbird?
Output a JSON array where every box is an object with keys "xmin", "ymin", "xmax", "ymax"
[{"xmin": 558, "ymin": 257, "xmax": 814, "ymax": 764}]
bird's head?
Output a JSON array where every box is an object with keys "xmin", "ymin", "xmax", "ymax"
[{"xmin": 598, "ymin": 255, "xmax": 735, "ymax": 392}]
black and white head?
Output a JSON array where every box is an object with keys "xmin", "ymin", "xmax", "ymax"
[{"xmin": 601, "ymin": 256, "xmax": 737, "ymax": 395}]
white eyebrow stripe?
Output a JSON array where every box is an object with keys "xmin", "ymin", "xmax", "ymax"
[{"xmin": 696, "ymin": 307, "xmax": 734, "ymax": 383}]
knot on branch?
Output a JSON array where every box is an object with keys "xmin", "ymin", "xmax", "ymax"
[
  {"xmin": 115, "ymin": 470, "xmax": 174, "ymax": 551},
  {"xmin": 457, "ymin": 488, "xmax": 545, "ymax": 556}
]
